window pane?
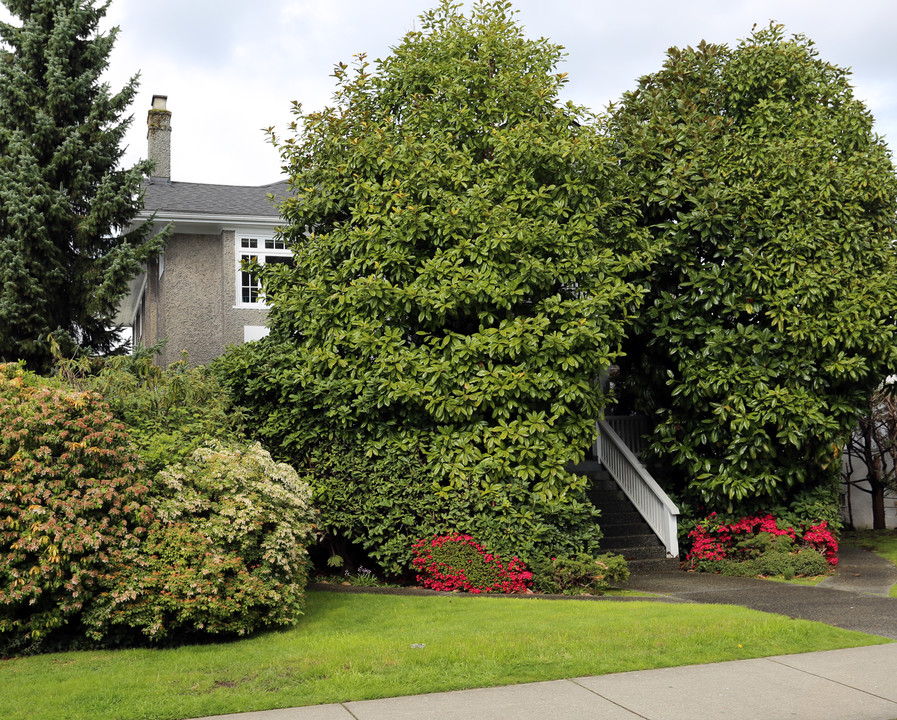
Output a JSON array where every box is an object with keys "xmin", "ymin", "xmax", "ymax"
[
  {"xmin": 241, "ymin": 238, "xmax": 258, "ymax": 249},
  {"xmin": 266, "ymin": 255, "xmax": 294, "ymax": 266},
  {"xmin": 240, "ymin": 254, "xmax": 259, "ymax": 303},
  {"xmin": 241, "ymin": 270, "xmax": 259, "ymax": 303}
]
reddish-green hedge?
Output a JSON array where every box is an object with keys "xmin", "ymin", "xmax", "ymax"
[{"xmin": 0, "ymin": 363, "xmax": 151, "ymax": 652}]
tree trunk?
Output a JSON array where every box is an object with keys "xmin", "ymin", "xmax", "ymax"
[{"xmin": 870, "ymin": 478, "xmax": 887, "ymax": 530}]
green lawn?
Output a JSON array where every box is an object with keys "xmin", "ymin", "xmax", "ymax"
[
  {"xmin": 843, "ymin": 529, "xmax": 897, "ymax": 597},
  {"xmin": 5, "ymin": 590, "xmax": 891, "ymax": 720}
]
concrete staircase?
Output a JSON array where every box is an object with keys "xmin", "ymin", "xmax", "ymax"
[{"xmin": 581, "ymin": 466, "xmax": 679, "ymax": 570}]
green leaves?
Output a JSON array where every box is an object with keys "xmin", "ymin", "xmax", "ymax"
[
  {"xmin": 613, "ymin": 23, "xmax": 897, "ymax": 510},
  {"xmin": 0, "ymin": 0, "xmax": 158, "ymax": 370},
  {"xmin": 235, "ymin": 0, "xmax": 655, "ymax": 563}
]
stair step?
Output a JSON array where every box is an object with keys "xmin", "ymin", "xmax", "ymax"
[
  {"xmin": 580, "ymin": 464, "xmax": 676, "ymax": 566},
  {"xmin": 612, "ymin": 545, "xmax": 671, "ymax": 561},
  {"xmin": 567, "ymin": 460, "xmax": 605, "ymax": 475},
  {"xmin": 590, "ymin": 499, "xmax": 641, "ymax": 515},
  {"xmin": 599, "ymin": 521, "xmax": 653, "ymax": 537},
  {"xmin": 600, "ymin": 534, "xmax": 664, "ymax": 550}
]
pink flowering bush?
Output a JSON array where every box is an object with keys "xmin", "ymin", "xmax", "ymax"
[
  {"xmin": 412, "ymin": 534, "xmax": 532, "ymax": 594},
  {"xmin": 801, "ymin": 521, "xmax": 839, "ymax": 565},
  {"xmin": 685, "ymin": 512, "xmax": 838, "ymax": 577}
]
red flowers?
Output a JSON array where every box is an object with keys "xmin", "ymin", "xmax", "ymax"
[
  {"xmin": 411, "ymin": 534, "xmax": 532, "ymax": 594},
  {"xmin": 801, "ymin": 521, "xmax": 839, "ymax": 565},
  {"xmin": 685, "ymin": 513, "xmax": 839, "ymax": 567}
]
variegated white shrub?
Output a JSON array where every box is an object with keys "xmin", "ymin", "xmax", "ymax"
[{"xmin": 85, "ymin": 441, "xmax": 317, "ymax": 643}]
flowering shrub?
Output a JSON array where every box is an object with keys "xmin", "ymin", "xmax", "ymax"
[
  {"xmin": 0, "ymin": 363, "xmax": 151, "ymax": 653},
  {"xmin": 84, "ymin": 441, "xmax": 317, "ymax": 643},
  {"xmin": 412, "ymin": 534, "xmax": 532, "ymax": 594},
  {"xmin": 801, "ymin": 521, "xmax": 839, "ymax": 565},
  {"xmin": 684, "ymin": 513, "xmax": 838, "ymax": 576}
]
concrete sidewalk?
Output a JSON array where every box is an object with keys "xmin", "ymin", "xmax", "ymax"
[{"xmin": 193, "ymin": 644, "xmax": 897, "ymax": 720}]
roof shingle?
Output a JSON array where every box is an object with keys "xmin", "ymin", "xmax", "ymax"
[{"xmin": 142, "ymin": 179, "xmax": 290, "ymax": 217}]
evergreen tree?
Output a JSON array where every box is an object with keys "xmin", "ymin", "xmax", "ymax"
[
  {"xmin": 228, "ymin": 0, "xmax": 651, "ymax": 563},
  {"xmin": 611, "ymin": 25, "xmax": 897, "ymax": 512},
  {"xmin": 0, "ymin": 0, "xmax": 163, "ymax": 372}
]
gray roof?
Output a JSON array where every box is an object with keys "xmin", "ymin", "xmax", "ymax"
[{"xmin": 142, "ymin": 179, "xmax": 291, "ymax": 217}]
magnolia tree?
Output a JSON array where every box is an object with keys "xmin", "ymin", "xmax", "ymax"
[
  {"xmin": 610, "ymin": 25, "xmax": 897, "ymax": 512},
  {"xmin": 231, "ymin": 0, "xmax": 651, "ymax": 562}
]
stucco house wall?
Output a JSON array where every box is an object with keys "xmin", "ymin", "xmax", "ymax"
[{"xmin": 158, "ymin": 232, "xmax": 223, "ymax": 366}]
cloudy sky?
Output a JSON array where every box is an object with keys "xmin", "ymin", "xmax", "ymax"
[{"xmin": 4, "ymin": 0, "xmax": 897, "ymax": 186}]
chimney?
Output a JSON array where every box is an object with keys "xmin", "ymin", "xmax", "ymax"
[{"xmin": 147, "ymin": 94, "xmax": 171, "ymax": 181}]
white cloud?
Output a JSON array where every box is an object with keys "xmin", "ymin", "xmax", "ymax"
[{"xmin": 4, "ymin": 0, "xmax": 897, "ymax": 184}]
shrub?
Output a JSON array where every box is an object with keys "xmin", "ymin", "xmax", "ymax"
[
  {"xmin": 301, "ymin": 441, "xmax": 450, "ymax": 575},
  {"xmin": 83, "ymin": 441, "xmax": 317, "ymax": 643},
  {"xmin": 684, "ymin": 513, "xmax": 838, "ymax": 577},
  {"xmin": 213, "ymin": 0, "xmax": 649, "ymax": 575},
  {"xmin": 0, "ymin": 363, "xmax": 151, "ymax": 653},
  {"xmin": 58, "ymin": 349, "xmax": 244, "ymax": 474},
  {"xmin": 293, "ymin": 438, "xmax": 603, "ymax": 576},
  {"xmin": 613, "ymin": 24, "xmax": 897, "ymax": 510},
  {"xmin": 529, "ymin": 553, "xmax": 630, "ymax": 595},
  {"xmin": 707, "ymin": 549, "xmax": 830, "ymax": 579},
  {"xmin": 411, "ymin": 534, "xmax": 532, "ymax": 594}
]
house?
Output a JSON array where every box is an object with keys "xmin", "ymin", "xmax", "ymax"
[{"xmin": 115, "ymin": 95, "xmax": 290, "ymax": 366}]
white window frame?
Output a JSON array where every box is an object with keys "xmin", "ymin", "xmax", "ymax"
[{"xmin": 235, "ymin": 233, "xmax": 292, "ymax": 308}]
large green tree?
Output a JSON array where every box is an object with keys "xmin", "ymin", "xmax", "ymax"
[
  {"xmin": 228, "ymin": 0, "xmax": 650, "ymax": 562},
  {"xmin": 0, "ymin": 0, "xmax": 162, "ymax": 372},
  {"xmin": 611, "ymin": 25, "xmax": 897, "ymax": 512}
]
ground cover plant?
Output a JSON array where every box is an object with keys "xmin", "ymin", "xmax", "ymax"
[{"xmin": 0, "ymin": 590, "xmax": 889, "ymax": 720}]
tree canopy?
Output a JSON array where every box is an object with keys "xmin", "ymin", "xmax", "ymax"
[
  {"xmin": 226, "ymin": 0, "xmax": 652, "ymax": 561},
  {"xmin": 0, "ymin": 0, "xmax": 163, "ymax": 372},
  {"xmin": 610, "ymin": 24, "xmax": 897, "ymax": 511}
]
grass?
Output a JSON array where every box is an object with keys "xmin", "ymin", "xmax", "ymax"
[
  {"xmin": 842, "ymin": 529, "xmax": 897, "ymax": 597},
  {"xmin": 5, "ymin": 590, "xmax": 890, "ymax": 720}
]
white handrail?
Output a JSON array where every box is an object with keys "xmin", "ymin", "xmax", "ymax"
[
  {"xmin": 605, "ymin": 415, "xmax": 650, "ymax": 455},
  {"xmin": 597, "ymin": 419, "xmax": 680, "ymax": 558}
]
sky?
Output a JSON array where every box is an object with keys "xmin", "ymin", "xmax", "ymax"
[{"xmin": 3, "ymin": 0, "xmax": 897, "ymax": 187}]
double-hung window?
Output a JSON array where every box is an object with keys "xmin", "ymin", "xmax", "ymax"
[{"xmin": 237, "ymin": 234, "xmax": 292, "ymax": 307}]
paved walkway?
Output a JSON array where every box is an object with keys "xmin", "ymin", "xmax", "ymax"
[
  {"xmin": 190, "ymin": 547, "xmax": 897, "ymax": 720},
  {"xmin": 624, "ymin": 547, "xmax": 897, "ymax": 640}
]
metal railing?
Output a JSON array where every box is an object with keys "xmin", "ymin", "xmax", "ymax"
[{"xmin": 596, "ymin": 419, "xmax": 680, "ymax": 558}]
